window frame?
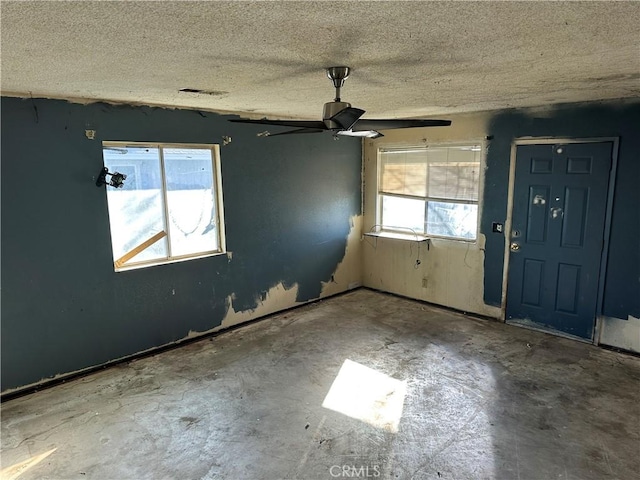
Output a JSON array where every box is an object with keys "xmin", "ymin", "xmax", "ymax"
[
  {"xmin": 102, "ymin": 141, "xmax": 227, "ymax": 271},
  {"xmin": 376, "ymin": 142, "xmax": 484, "ymax": 242}
]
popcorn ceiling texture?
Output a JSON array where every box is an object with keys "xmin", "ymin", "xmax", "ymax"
[{"xmin": 2, "ymin": 1, "xmax": 639, "ymax": 118}]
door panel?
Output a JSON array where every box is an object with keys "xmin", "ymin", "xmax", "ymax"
[
  {"xmin": 506, "ymin": 142, "xmax": 612, "ymax": 339},
  {"xmin": 526, "ymin": 186, "xmax": 550, "ymax": 243},
  {"xmin": 555, "ymin": 263, "xmax": 580, "ymax": 313},
  {"xmin": 561, "ymin": 187, "xmax": 589, "ymax": 247},
  {"xmin": 521, "ymin": 259, "xmax": 544, "ymax": 306}
]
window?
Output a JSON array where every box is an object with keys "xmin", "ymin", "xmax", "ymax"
[
  {"xmin": 378, "ymin": 144, "xmax": 481, "ymax": 240},
  {"xmin": 102, "ymin": 142, "xmax": 225, "ymax": 270}
]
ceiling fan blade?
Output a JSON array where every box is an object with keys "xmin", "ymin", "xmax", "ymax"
[
  {"xmin": 229, "ymin": 118, "xmax": 327, "ymax": 130},
  {"xmin": 352, "ymin": 119, "xmax": 451, "ymax": 131},
  {"xmin": 336, "ymin": 130, "xmax": 384, "ymax": 139},
  {"xmin": 260, "ymin": 128, "xmax": 325, "ymax": 137},
  {"xmin": 330, "ymin": 107, "xmax": 365, "ymax": 130}
]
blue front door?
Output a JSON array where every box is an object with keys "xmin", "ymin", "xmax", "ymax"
[{"xmin": 506, "ymin": 142, "xmax": 613, "ymax": 340}]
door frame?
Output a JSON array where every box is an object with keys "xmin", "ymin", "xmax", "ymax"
[{"xmin": 500, "ymin": 137, "xmax": 620, "ymax": 344}]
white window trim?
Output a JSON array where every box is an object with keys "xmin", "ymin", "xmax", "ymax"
[
  {"xmin": 375, "ymin": 142, "xmax": 485, "ymax": 243},
  {"xmin": 102, "ymin": 141, "xmax": 227, "ymax": 271}
]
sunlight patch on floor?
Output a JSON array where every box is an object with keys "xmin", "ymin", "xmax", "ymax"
[
  {"xmin": 322, "ymin": 359, "xmax": 407, "ymax": 432},
  {"xmin": 0, "ymin": 447, "xmax": 57, "ymax": 480}
]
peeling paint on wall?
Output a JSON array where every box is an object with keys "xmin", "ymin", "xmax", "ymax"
[
  {"xmin": 181, "ymin": 215, "xmax": 364, "ymax": 341},
  {"xmin": 218, "ymin": 282, "xmax": 302, "ymax": 330},
  {"xmin": 600, "ymin": 315, "xmax": 640, "ymax": 353},
  {"xmin": 321, "ymin": 215, "xmax": 363, "ymax": 298}
]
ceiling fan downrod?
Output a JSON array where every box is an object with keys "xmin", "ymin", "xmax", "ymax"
[
  {"xmin": 323, "ymin": 66, "xmax": 354, "ymax": 128},
  {"xmin": 326, "ymin": 66, "xmax": 350, "ymax": 102}
]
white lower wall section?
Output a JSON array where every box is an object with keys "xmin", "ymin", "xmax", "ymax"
[
  {"xmin": 600, "ymin": 315, "xmax": 640, "ymax": 353},
  {"xmin": 362, "ymin": 233, "xmax": 501, "ymax": 318}
]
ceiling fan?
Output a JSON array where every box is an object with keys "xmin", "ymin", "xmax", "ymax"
[{"xmin": 228, "ymin": 66, "xmax": 451, "ymax": 138}]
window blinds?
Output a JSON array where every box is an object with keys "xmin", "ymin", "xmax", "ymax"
[
  {"xmin": 379, "ymin": 150, "xmax": 427, "ymax": 197},
  {"xmin": 380, "ymin": 146, "xmax": 480, "ymax": 202}
]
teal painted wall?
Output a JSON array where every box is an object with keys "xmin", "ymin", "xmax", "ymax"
[
  {"xmin": 482, "ymin": 101, "xmax": 640, "ymax": 320},
  {"xmin": 1, "ymin": 97, "xmax": 362, "ymax": 391}
]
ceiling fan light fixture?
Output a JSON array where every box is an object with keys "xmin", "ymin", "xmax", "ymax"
[{"xmin": 336, "ymin": 130, "xmax": 383, "ymax": 139}]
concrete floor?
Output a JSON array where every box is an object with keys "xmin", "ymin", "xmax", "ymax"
[{"xmin": 1, "ymin": 289, "xmax": 639, "ymax": 480}]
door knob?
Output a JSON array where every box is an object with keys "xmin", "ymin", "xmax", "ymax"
[{"xmin": 510, "ymin": 242, "xmax": 521, "ymax": 252}]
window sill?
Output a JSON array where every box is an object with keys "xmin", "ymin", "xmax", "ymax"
[
  {"xmin": 114, "ymin": 250, "xmax": 227, "ymax": 272},
  {"xmin": 364, "ymin": 231, "xmax": 430, "ymax": 243}
]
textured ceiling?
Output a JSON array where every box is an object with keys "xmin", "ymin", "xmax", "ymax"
[{"xmin": 2, "ymin": 1, "xmax": 639, "ymax": 119}]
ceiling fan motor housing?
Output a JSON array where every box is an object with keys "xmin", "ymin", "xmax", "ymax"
[{"xmin": 323, "ymin": 101, "xmax": 351, "ymax": 129}]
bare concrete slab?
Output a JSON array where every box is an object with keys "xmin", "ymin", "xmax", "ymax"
[{"xmin": 2, "ymin": 289, "xmax": 638, "ymax": 479}]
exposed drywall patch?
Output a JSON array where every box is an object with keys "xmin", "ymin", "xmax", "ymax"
[
  {"xmin": 426, "ymin": 232, "xmax": 501, "ymax": 317},
  {"xmin": 321, "ymin": 215, "xmax": 363, "ymax": 298},
  {"xmin": 600, "ymin": 315, "xmax": 640, "ymax": 353},
  {"xmin": 362, "ymin": 232, "xmax": 500, "ymax": 318},
  {"xmin": 218, "ymin": 282, "xmax": 301, "ymax": 330}
]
